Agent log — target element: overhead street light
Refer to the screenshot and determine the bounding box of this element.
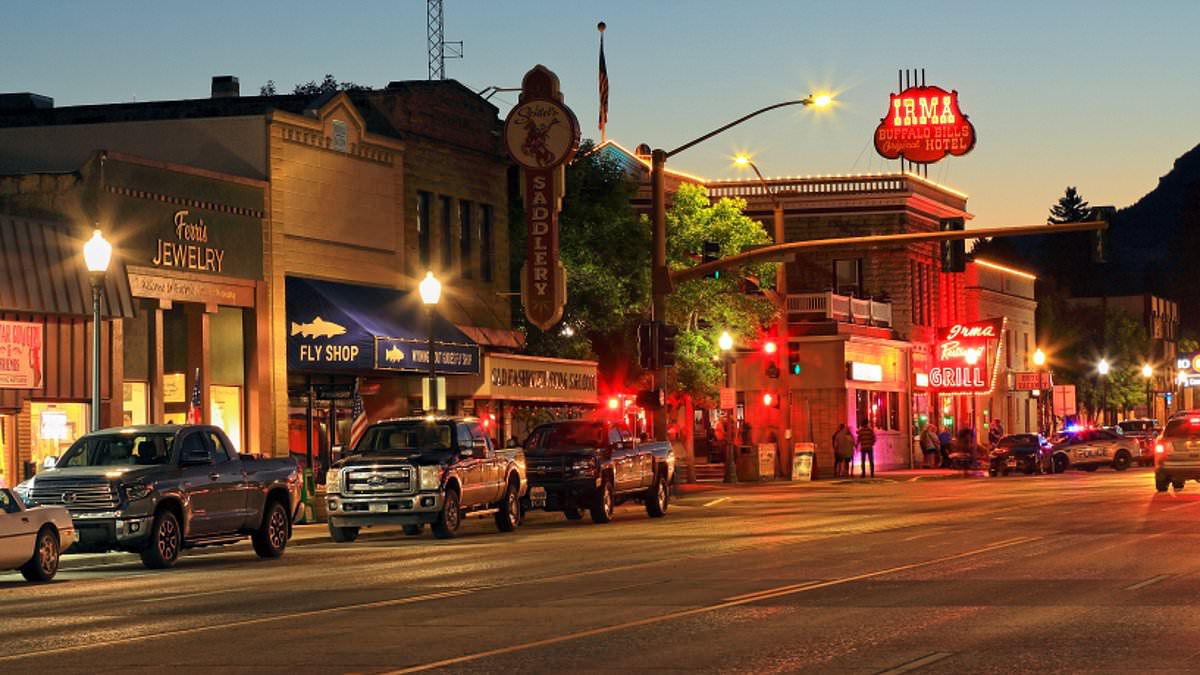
[1143,363,1154,422]
[83,228,113,432]
[648,92,833,442]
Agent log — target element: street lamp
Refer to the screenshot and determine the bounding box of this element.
[1142,363,1154,422]
[1032,348,1048,434]
[419,271,442,413]
[1178,370,1189,411]
[1097,358,1111,426]
[965,348,980,440]
[735,153,790,458]
[648,93,833,441]
[83,228,112,432]
[718,331,737,484]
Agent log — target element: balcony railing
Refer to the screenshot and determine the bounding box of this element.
[786,291,892,328]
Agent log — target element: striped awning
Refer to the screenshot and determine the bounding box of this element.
[0,215,135,318]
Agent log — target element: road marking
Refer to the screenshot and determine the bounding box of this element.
[380,537,1039,674]
[1124,574,1172,591]
[703,497,731,508]
[877,652,955,674]
[133,588,235,603]
[1161,500,1200,511]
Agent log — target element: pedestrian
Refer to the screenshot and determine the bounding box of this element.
[988,418,1005,449]
[938,427,953,468]
[857,420,877,478]
[833,423,855,477]
[920,421,940,468]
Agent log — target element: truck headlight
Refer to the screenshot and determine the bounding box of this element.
[419,465,441,490]
[569,459,597,476]
[124,483,153,501]
[325,470,341,494]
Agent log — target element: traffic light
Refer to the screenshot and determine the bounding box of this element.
[637,321,656,370]
[702,241,720,279]
[762,339,780,379]
[787,344,801,376]
[657,322,679,368]
[1089,206,1114,263]
[762,391,779,408]
[636,388,665,410]
[939,217,965,273]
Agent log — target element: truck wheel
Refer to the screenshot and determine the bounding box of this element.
[645,472,669,518]
[1156,473,1170,492]
[140,509,182,569]
[252,500,289,559]
[590,477,614,524]
[403,524,424,536]
[1112,451,1131,472]
[432,488,461,539]
[328,523,359,543]
[20,527,59,582]
[494,480,521,532]
[563,508,583,521]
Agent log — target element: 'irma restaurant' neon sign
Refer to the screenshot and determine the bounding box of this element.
[874,85,976,164]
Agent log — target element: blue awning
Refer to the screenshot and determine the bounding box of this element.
[285,276,480,375]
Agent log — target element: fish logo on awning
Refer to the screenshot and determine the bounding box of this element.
[384,345,405,363]
[290,316,347,339]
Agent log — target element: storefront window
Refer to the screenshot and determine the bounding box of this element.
[889,392,900,431]
[123,381,148,426]
[0,415,11,487]
[855,390,870,428]
[210,385,242,452]
[855,390,901,431]
[30,402,88,468]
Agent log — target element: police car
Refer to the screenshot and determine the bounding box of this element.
[1049,426,1140,473]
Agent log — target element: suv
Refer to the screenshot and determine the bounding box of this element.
[1154,416,1200,492]
[325,417,526,540]
[1048,427,1140,473]
[1117,418,1161,465]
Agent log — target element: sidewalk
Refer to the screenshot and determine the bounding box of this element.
[683,467,981,490]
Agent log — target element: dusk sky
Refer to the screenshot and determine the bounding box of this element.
[2,1,1196,229]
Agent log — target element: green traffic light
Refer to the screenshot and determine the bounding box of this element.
[790,364,801,376]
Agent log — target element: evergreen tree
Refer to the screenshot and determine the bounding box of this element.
[1048,186,1091,224]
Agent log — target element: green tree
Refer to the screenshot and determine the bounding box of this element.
[664,183,777,401]
[1048,186,1091,224]
[259,75,373,96]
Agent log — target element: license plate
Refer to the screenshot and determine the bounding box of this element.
[530,486,547,507]
[368,502,388,513]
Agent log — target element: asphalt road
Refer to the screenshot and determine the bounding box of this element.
[3,467,1199,674]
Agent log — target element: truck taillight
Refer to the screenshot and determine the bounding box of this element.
[1155,443,1165,454]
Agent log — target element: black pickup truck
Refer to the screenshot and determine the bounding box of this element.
[16,425,302,569]
[522,419,675,524]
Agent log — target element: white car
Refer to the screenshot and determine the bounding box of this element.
[1,487,76,582]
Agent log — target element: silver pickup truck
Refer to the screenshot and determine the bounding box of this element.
[325,416,527,540]
[16,425,302,569]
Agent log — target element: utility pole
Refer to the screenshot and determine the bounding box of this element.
[426,0,462,80]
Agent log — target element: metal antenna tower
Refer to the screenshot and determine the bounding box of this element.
[427,0,462,80]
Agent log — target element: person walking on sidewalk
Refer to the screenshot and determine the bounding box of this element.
[857,421,877,478]
[833,423,855,478]
[920,422,940,468]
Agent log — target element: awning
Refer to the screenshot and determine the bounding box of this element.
[0,215,136,318]
[286,276,480,375]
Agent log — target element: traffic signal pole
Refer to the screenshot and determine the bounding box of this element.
[651,149,670,443]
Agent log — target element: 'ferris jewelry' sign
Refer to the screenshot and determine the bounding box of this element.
[152,210,227,273]
[503,65,579,331]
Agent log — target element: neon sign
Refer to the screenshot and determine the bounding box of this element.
[874,85,976,164]
[931,318,1005,394]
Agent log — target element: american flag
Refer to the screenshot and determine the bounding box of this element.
[187,368,202,424]
[348,379,368,450]
[598,25,609,141]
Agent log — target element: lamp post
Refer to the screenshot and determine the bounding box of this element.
[965,348,980,442]
[1142,363,1154,422]
[1178,370,1189,412]
[419,272,442,413]
[648,94,832,441]
[735,154,790,461]
[1033,348,1047,435]
[718,331,737,483]
[83,228,113,432]
[1098,358,1111,426]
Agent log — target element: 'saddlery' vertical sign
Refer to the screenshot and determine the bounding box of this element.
[503,65,580,330]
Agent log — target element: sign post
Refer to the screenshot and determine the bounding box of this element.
[502,65,580,331]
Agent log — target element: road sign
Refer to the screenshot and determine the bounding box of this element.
[1014,371,1052,391]
[719,387,736,410]
[1052,384,1076,417]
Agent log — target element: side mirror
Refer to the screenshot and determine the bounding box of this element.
[42,456,58,469]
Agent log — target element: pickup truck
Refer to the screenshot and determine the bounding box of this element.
[324,416,527,540]
[15,424,302,569]
[522,419,675,524]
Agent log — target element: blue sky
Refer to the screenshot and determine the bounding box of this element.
[2,1,1197,228]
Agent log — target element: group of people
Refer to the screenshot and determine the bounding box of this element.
[916,418,1005,468]
[832,422,877,478]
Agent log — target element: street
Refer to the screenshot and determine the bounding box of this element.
[2,468,1197,673]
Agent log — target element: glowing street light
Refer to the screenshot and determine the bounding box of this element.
[1143,363,1155,422]
[1033,348,1046,367]
[718,330,734,352]
[419,272,442,412]
[1098,359,1111,425]
[83,229,113,431]
[1098,359,1110,376]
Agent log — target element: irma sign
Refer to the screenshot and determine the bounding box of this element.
[874,85,976,164]
[503,65,580,331]
[930,318,1004,394]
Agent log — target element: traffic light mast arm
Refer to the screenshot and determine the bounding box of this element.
[671,219,1108,284]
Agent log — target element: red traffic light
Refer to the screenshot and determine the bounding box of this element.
[763,340,778,355]
[607,397,620,410]
[762,392,778,407]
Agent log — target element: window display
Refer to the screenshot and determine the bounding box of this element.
[30,402,88,468]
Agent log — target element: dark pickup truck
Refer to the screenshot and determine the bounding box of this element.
[523,419,675,524]
[16,425,302,569]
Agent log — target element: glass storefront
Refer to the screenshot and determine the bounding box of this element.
[30,402,88,467]
[0,415,11,487]
[123,381,148,426]
[210,385,242,451]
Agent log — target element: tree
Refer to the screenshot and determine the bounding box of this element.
[258,75,373,97]
[1048,186,1091,224]
[663,183,777,401]
[259,80,277,96]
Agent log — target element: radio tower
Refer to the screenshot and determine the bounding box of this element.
[427,0,462,80]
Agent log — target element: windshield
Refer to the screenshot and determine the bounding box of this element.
[1118,421,1154,433]
[525,422,606,451]
[354,421,454,454]
[58,433,175,467]
[1163,418,1200,440]
[998,435,1039,447]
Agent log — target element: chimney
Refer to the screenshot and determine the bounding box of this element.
[211,75,240,98]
